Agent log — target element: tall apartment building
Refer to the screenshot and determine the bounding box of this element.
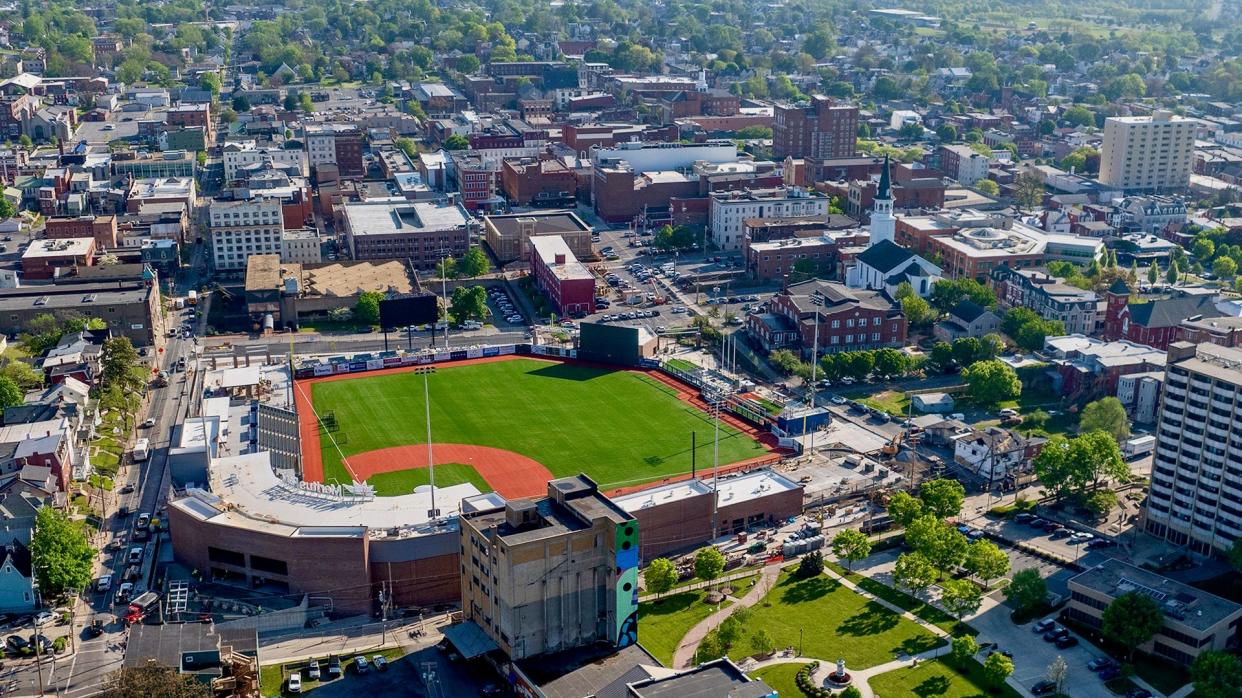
[208,198,285,271]
[458,475,638,661]
[1098,111,1196,191]
[1145,342,1242,556]
[772,96,858,160]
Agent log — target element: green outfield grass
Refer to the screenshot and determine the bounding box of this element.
[364,463,493,496]
[311,359,768,489]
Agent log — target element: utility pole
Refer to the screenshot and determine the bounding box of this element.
[414,366,438,517]
[802,292,822,455]
[710,335,725,539]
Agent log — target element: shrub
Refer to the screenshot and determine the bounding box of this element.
[52,636,66,653]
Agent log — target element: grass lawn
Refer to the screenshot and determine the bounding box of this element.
[638,588,729,666]
[260,647,405,696]
[365,463,493,496]
[749,663,805,697]
[664,358,698,373]
[826,562,975,636]
[868,658,1021,698]
[726,571,943,669]
[854,390,910,416]
[311,358,768,488]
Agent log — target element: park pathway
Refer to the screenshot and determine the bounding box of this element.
[670,563,783,668]
[747,644,949,698]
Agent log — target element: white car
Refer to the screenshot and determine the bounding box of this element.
[287,672,302,693]
[371,654,388,671]
[96,575,112,592]
[33,611,55,627]
[830,396,847,405]
[307,660,321,680]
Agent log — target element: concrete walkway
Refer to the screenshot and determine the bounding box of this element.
[670,564,783,668]
[746,644,949,698]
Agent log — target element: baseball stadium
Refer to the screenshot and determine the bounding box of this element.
[294,354,778,499]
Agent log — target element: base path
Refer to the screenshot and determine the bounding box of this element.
[345,443,553,499]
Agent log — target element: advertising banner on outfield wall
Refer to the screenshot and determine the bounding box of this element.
[531,345,547,356]
[366,359,384,371]
[466,347,483,359]
[500,345,515,355]
[383,357,402,366]
[450,350,467,361]
[349,361,366,372]
[314,364,333,376]
[482,346,499,357]
[435,352,451,362]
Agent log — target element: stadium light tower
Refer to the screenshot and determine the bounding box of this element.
[414,366,438,517]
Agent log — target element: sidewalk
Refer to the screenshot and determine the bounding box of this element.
[259,615,450,665]
[670,563,783,668]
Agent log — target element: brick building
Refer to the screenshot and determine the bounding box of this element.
[592,165,698,224]
[613,470,803,560]
[773,96,858,160]
[44,215,118,250]
[166,103,213,145]
[483,211,592,264]
[500,156,577,207]
[340,198,474,268]
[1103,281,1225,350]
[21,237,96,279]
[529,235,595,316]
[748,279,906,358]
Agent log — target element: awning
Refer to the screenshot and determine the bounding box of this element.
[440,621,499,660]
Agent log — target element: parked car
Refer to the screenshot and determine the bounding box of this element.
[28,634,51,653]
[327,656,342,678]
[1087,657,1116,671]
[372,654,388,671]
[1055,635,1079,649]
[1087,538,1116,549]
[307,660,321,680]
[1031,679,1059,695]
[1014,512,1034,524]
[354,655,369,673]
[33,611,54,627]
[128,546,144,564]
[288,672,302,693]
[1098,665,1122,681]
[114,582,134,605]
[1050,528,1073,540]
[5,635,26,652]
[1043,627,1068,642]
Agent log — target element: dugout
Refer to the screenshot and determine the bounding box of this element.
[577,322,657,367]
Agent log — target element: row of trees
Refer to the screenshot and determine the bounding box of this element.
[1001,307,1066,352]
[769,347,925,384]
[1032,430,1127,516]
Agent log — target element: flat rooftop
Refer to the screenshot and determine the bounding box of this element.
[530,235,592,282]
[302,260,415,297]
[1070,557,1242,632]
[342,197,471,235]
[22,238,94,258]
[614,479,713,512]
[485,211,590,238]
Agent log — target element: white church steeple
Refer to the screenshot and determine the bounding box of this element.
[869,154,895,245]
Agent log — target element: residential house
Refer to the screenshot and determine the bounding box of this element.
[953,426,1044,480]
[934,300,1001,342]
[0,538,34,611]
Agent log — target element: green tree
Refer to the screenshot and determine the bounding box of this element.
[1102,592,1164,661]
[964,539,1010,588]
[769,349,803,376]
[976,178,1000,196]
[1192,238,1216,260]
[887,490,925,527]
[901,294,934,327]
[940,578,983,620]
[717,614,743,648]
[1076,430,1128,492]
[1079,397,1131,441]
[873,348,908,378]
[930,279,996,313]
[906,515,968,574]
[831,530,872,571]
[456,55,481,74]
[354,291,383,325]
[436,257,457,279]
[1227,537,1242,571]
[749,628,775,657]
[0,197,15,220]
[919,479,966,519]
[1084,489,1118,518]
[694,629,726,663]
[0,375,21,408]
[695,546,726,587]
[893,551,937,596]
[1004,568,1048,614]
[17,135,31,149]
[443,134,469,150]
[1063,105,1095,127]
[645,558,678,597]
[1167,258,1181,285]
[1191,650,1242,698]
[929,342,954,371]
[101,337,140,391]
[449,286,487,322]
[1214,256,1239,278]
[1147,262,1160,285]
[1033,435,1076,502]
[231,95,250,112]
[456,247,489,277]
[962,360,1021,406]
[1,356,42,389]
[796,549,824,578]
[395,137,417,159]
[950,634,979,667]
[983,652,1014,688]
[30,507,95,598]
[101,664,211,698]
[936,124,958,142]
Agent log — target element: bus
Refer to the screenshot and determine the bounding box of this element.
[133,438,150,462]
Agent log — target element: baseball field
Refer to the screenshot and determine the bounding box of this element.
[301,357,773,496]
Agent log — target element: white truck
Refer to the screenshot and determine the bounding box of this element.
[187,289,198,306]
[133,438,150,462]
[1122,434,1156,459]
